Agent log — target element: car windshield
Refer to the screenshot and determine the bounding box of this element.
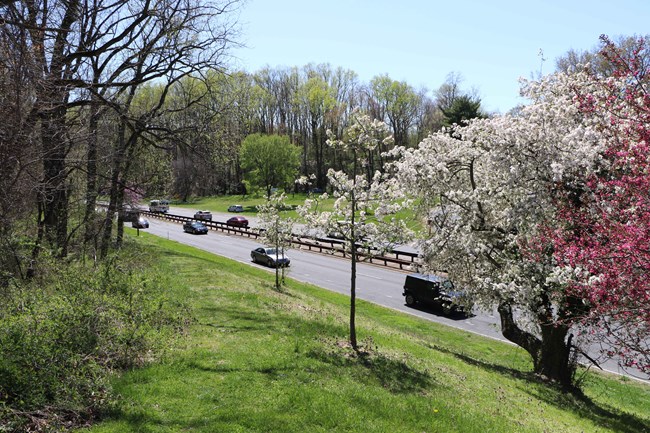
[265,248,278,255]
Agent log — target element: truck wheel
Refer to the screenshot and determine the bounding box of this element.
[405,294,416,306]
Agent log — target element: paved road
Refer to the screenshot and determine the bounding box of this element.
[141,208,649,383]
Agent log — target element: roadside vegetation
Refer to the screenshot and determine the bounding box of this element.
[0,244,190,432]
[82,232,649,433]
[3,2,650,428]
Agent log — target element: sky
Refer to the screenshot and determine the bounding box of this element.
[229,0,650,114]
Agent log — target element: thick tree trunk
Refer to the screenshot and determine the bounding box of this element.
[498,302,574,387]
[538,321,573,385]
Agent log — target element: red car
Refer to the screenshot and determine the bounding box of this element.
[226,216,249,228]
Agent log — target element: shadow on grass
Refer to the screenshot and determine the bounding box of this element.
[307,339,439,395]
[431,344,650,433]
[197,303,288,333]
[404,303,473,321]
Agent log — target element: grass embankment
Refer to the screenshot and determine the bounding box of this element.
[85,232,650,433]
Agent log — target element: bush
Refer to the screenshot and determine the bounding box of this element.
[0,246,190,432]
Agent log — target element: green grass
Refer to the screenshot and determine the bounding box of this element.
[166,194,425,231]
[83,231,650,433]
[167,193,318,219]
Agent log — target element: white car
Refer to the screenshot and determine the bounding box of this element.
[228,204,244,212]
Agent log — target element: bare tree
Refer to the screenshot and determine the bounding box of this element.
[1,0,244,263]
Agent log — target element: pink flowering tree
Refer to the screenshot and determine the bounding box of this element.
[546,36,650,376]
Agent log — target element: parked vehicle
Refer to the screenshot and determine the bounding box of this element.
[149,199,170,213]
[183,221,208,235]
[250,247,290,267]
[226,216,249,228]
[228,204,244,212]
[402,273,469,315]
[132,216,149,229]
[194,210,212,221]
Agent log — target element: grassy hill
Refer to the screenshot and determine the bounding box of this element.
[84,232,650,433]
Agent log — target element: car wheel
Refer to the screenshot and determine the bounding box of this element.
[405,294,416,306]
[252,255,257,263]
[441,303,453,316]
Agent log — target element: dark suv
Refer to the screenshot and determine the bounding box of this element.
[403,273,469,315]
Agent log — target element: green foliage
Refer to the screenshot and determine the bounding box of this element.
[0,246,189,431]
[441,94,484,127]
[240,133,301,198]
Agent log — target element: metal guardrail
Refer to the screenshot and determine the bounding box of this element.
[142,210,421,271]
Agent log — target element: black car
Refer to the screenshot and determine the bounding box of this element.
[183,221,208,234]
[132,216,149,229]
[250,247,290,267]
[402,273,469,315]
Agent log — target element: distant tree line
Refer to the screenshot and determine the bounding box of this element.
[165,66,486,199]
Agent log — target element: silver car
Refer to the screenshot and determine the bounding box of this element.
[250,247,290,267]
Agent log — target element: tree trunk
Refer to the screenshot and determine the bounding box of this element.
[349,154,358,351]
[498,302,574,387]
[350,238,357,350]
[100,124,128,258]
[40,112,69,257]
[84,93,100,246]
[538,321,573,385]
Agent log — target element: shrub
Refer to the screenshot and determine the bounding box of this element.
[0,246,190,431]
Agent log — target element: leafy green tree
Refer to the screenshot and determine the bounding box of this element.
[240,133,301,198]
[370,75,421,148]
[440,94,484,127]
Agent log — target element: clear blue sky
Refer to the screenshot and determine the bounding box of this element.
[231,0,649,114]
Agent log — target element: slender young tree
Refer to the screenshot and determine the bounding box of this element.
[256,193,295,290]
[299,112,412,351]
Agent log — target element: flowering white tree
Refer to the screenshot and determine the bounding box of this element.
[256,193,296,290]
[299,112,412,351]
[393,72,605,385]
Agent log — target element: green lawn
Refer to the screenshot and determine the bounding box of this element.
[82,231,650,433]
[166,194,425,231]
[168,193,317,217]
